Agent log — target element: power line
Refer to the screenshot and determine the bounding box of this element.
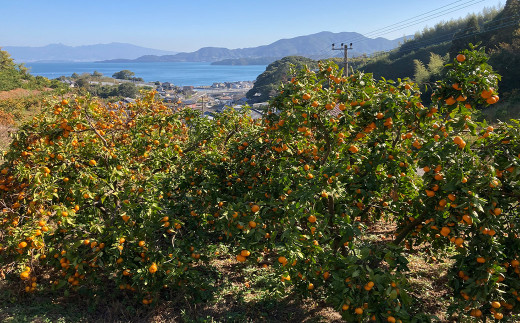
[392,15,519,55]
[299,1,503,64]
[323,12,518,62]
[342,0,486,45]
[314,14,518,67]
[361,0,478,37]
[309,1,515,70]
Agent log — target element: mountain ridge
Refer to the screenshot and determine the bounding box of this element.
[3,32,410,64]
[2,43,178,63]
[100,31,410,63]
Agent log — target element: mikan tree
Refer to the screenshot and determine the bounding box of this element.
[0,91,257,303]
[1,46,519,322]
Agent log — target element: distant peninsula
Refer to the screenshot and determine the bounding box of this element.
[211,57,280,66]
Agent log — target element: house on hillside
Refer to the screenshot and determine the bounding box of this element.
[218,96,233,106]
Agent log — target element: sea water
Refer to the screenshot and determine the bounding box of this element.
[23,61,267,87]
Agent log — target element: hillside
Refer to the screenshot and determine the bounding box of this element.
[350,0,520,120]
[246,56,317,103]
[359,1,519,91]
[101,31,408,63]
[0,48,65,92]
[3,43,177,63]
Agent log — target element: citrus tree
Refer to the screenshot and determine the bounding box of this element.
[0,91,257,304]
[1,46,519,322]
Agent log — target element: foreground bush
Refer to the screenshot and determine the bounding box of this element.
[1,47,519,321]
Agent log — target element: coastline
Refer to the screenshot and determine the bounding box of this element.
[23,61,266,87]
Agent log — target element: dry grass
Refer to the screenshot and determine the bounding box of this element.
[0,122,15,164]
[0,88,51,162]
[0,88,51,101]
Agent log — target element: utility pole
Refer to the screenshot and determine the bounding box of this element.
[332,43,353,77]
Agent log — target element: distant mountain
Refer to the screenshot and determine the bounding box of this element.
[101,32,410,64]
[1,43,178,62]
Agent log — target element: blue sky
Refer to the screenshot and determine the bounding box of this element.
[0,0,502,52]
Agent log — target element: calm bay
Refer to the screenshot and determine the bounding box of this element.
[24,62,267,86]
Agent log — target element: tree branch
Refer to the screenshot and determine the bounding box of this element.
[392,213,428,246]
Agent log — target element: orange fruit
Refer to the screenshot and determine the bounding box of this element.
[456,54,466,62]
[355,308,363,315]
[308,215,317,223]
[481,89,493,99]
[487,95,499,104]
[149,262,158,274]
[445,97,456,105]
[476,257,486,263]
[240,250,250,257]
[89,160,97,166]
[278,256,288,264]
[349,145,359,153]
[453,136,463,145]
[236,254,246,262]
[251,205,260,213]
